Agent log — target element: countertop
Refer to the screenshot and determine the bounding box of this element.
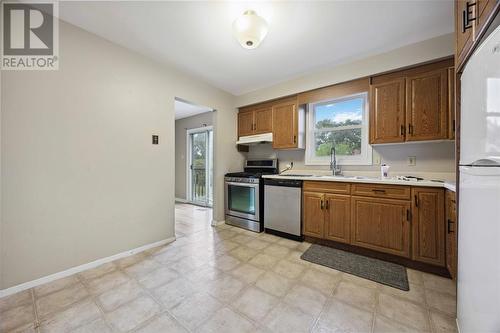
[263,174,456,192]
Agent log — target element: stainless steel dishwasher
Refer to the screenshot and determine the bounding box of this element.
[264,178,303,241]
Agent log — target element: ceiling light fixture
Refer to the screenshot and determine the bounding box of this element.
[232,10,268,49]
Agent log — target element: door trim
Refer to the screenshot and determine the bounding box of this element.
[186,126,213,206]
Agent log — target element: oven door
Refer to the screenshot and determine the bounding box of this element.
[225,181,260,221]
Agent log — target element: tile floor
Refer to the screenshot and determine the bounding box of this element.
[0,203,458,333]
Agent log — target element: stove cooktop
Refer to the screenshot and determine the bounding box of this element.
[225,171,276,178]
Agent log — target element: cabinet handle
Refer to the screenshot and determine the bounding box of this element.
[372,189,386,193]
[400,124,405,136]
[462,1,476,33]
[406,209,411,222]
[325,200,329,210]
[447,219,455,233]
[320,200,324,210]
[408,124,413,135]
[414,195,419,207]
[293,135,297,144]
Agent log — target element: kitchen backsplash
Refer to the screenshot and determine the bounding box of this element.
[245,141,455,174]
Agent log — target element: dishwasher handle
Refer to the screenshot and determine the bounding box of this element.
[264,179,303,187]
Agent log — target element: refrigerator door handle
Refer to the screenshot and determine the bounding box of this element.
[470,159,500,167]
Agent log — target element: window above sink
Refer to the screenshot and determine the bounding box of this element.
[305,92,372,166]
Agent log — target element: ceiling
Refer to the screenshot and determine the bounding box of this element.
[174,99,212,120]
[58,1,454,96]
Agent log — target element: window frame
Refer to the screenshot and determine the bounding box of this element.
[305,92,372,166]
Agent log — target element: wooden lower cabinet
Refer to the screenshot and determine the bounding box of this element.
[446,190,458,278]
[303,181,447,268]
[412,188,446,266]
[303,192,325,238]
[351,196,411,258]
[324,194,351,244]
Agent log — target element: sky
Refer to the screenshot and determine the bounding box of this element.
[315,97,363,123]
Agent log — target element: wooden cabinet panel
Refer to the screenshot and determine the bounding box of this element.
[351,196,411,258]
[272,101,297,149]
[455,0,475,69]
[303,192,325,238]
[254,107,273,134]
[476,0,497,37]
[448,67,456,139]
[369,78,406,144]
[325,194,351,244]
[406,69,448,141]
[303,181,351,195]
[412,188,446,266]
[446,190,457,278]
[351,183,411,200]
[238,111,254,137]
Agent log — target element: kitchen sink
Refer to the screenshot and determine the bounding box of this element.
[316,175,378,180]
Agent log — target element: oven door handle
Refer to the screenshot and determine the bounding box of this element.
[225,181,259,188]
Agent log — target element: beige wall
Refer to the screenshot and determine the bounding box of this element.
[0,19,242,289]
[175,112,214,200]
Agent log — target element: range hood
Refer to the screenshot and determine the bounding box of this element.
[236,133,273,145]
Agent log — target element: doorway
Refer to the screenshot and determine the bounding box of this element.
[187,126,213,207]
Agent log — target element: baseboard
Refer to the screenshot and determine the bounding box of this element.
[211,219,225,227]
[175,197,189,203]
[0,236,176,299]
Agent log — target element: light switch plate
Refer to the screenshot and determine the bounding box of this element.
[408,156,416,166]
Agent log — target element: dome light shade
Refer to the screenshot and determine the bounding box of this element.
[233,10,268,49]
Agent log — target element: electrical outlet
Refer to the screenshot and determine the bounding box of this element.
[408,156,416,166]
[373,154,381,165]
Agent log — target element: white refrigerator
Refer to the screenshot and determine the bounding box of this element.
[458,25,500,332]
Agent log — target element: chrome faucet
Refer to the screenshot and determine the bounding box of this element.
[330,147,342,176]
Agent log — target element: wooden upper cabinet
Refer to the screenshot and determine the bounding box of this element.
[351,196,411,258]
[455,0,475,69]
[303,192,325,238]
[369,78,406,144]
[448,67,456,139]
[237,107,273,138]
[254,107,273,134]
[412,188,446,267]
[445,190,457,278]
[324,194,351,244]
[476,0,498,38]
[406,68,448,141]
[238,111,255,137]
[272,100,297,149]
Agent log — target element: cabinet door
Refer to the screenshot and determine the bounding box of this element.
[272,101,297,149]
[412,188,445,266]
[476,0,497,38]
[369,78,406,144]
[303,192,325,238]
[324,194,351,244]
[254,107,273,134]
[448,67,456,139]
[455,0,475,69]
[446,191,457,278]
[406,68,448,141]
[238,111,255,137]
[351,196,411,258]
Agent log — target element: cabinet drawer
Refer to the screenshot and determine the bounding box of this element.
[351,183,410,200]
[303,181,351,194]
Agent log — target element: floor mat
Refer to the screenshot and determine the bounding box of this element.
[301,244,409,291]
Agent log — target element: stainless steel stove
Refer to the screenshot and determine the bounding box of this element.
[224,159,278,232]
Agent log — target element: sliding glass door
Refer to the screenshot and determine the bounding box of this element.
[188,127,213,207]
